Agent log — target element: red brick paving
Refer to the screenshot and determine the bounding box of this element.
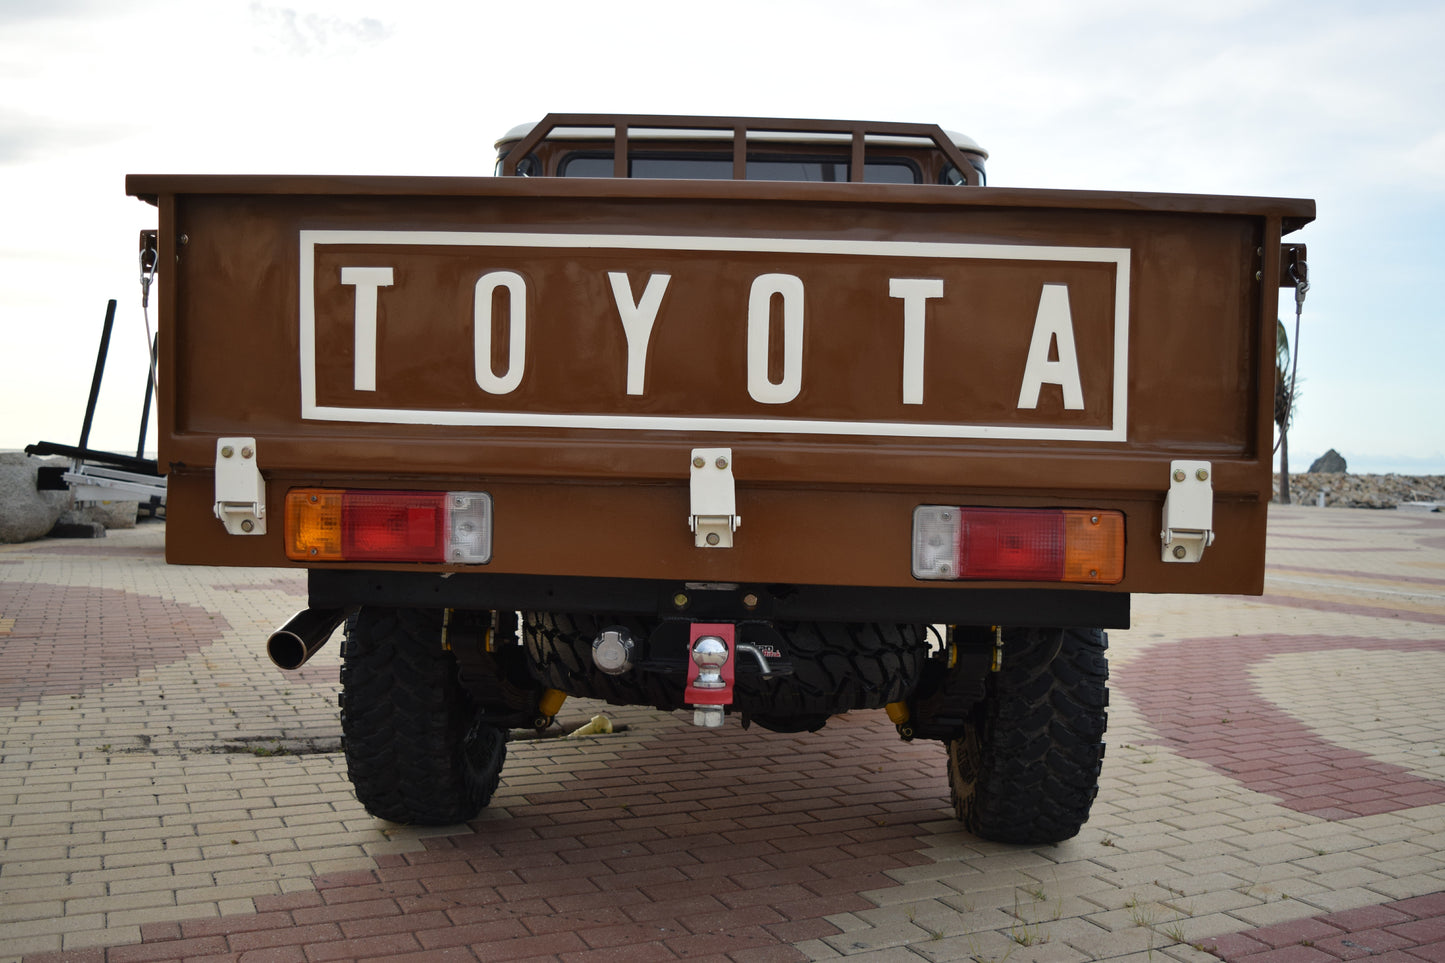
[1202,892,1445,963]
[0,581,230,706]
[1252,595,1445,627]
[11,509,1445,962]
[1117,634,1445,818]
[1268,565,1445,588]
[20,714,937,962]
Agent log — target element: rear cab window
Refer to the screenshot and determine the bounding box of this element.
[559,152,920,183]
[494,115,987,186]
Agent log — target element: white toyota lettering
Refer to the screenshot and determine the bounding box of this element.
[608,271,670,397]
[889,278,945,405]
[338,267,1087,411]
[339,266,393,392]
[1017,282,1084,410]
[474,271,527,395]
[747,273,805,405]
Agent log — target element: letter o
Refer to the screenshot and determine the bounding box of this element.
[474,271,526,395]
[747,273,804,404]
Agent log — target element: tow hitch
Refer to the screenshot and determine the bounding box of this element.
[685,623,735,727]
[682,623,782,727]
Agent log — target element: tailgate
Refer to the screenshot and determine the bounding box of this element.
[129,174,1313,595]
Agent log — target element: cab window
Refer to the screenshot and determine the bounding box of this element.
[559,151,920,183]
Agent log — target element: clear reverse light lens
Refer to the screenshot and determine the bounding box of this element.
[446,492,492,563]
[912,506,962,579]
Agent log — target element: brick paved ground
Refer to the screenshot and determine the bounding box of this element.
[1,504,1442,962]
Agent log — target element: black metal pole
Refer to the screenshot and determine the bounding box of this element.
[78,299,118,457]
[136,334,156,458]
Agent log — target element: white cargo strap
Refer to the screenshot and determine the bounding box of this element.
[689,448,739,548]
[214,437,266,535]
[1161,460,1213,563]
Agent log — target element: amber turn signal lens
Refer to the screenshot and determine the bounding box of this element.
[286,489,343,561]
[1062,511,1124,584]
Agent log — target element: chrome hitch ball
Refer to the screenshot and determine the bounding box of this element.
[690,635,728,688]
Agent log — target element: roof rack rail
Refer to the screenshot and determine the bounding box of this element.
[499,113,982,182]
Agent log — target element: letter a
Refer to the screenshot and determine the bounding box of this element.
[1017,283,1084,410]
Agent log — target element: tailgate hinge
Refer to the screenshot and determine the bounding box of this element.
[689,448,739,548]
[214,437,266,535]
[1161,460,1213,563]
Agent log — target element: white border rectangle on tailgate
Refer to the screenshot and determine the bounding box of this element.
[299,231,1130,442]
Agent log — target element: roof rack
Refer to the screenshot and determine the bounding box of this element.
[499,113,984,181]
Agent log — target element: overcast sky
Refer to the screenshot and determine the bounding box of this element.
[2,0,1442,473]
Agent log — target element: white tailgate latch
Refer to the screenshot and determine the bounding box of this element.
[1161,460,1213,563]
[214,437,266,535]
[690,448,739,548]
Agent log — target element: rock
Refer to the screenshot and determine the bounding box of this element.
[64,500,139,530]
[1275,472,1445,509]
[0,452,72,543]
[1309,449,1347,473]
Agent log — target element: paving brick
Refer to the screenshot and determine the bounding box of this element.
[9,509,1445,963]
[226,922,343,952]
[677,930,802,961]
[578,919,686,949]
[1394,894,1445,918]
[289,897,403,926]
[1312,926,1416,959]
[558,942,679,963]
[1387,916,1445,944]
[354,947,478,963]
[1247,918,1351,949]
[105,937,231,962]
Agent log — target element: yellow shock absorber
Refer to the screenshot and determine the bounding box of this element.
[536,688,567,728]
[886,701,914,741]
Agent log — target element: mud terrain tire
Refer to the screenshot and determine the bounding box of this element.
[737,620,928,716]
[340,607,506,824]
[523,612,677,708]
[947,626,1108,844]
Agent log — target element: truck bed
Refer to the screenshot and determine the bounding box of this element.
[129,173,1312,599]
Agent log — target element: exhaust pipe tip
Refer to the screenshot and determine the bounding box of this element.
[267,608,347,670]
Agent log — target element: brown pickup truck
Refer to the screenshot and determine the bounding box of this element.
[129,114,1313,844]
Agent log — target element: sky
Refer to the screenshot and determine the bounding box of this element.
[2,0,1442,474]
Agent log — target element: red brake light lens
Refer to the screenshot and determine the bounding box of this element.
[913,506,1123,583]
[958,510,1064,581]
[341,492,446,562]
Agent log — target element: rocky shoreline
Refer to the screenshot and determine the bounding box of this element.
[1275,472,1445,510]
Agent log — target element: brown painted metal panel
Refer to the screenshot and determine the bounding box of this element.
[130,175,1313,595]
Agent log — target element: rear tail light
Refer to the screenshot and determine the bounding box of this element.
[912,506,1123,583]
[285,489,492,563]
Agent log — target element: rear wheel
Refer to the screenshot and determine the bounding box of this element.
[947,626,1108,844]
[339,607,507,824]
